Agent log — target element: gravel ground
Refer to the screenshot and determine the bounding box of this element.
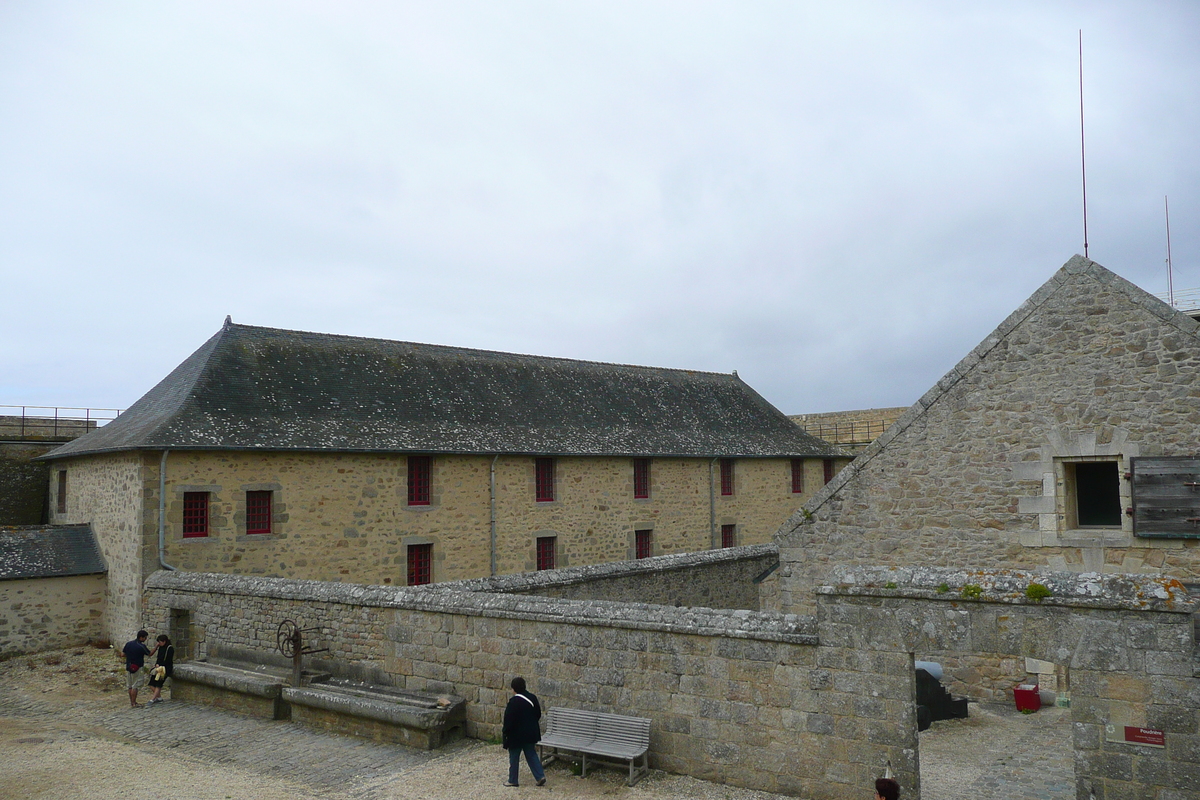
[0,646,1074,800]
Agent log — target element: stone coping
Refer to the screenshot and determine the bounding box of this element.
[283,685,464,729]
[146,569,817,644]
[173,661,284,698]
[819,565,1197,612]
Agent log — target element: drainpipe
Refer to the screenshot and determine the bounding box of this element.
[709,457,718,550]
[158,450,176,570]
[489,455,499,576]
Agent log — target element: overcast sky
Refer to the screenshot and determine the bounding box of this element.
[2,2,1197,419]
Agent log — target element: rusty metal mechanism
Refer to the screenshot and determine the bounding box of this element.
[276,619,328,687]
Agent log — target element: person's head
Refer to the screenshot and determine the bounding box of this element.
[511,677,527,694]
[136,630,149,642]
[875,778,900,800]
[156,634,170,645]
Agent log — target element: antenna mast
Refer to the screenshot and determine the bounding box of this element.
[1166,195,1174,307]
[1079,30,1089,259]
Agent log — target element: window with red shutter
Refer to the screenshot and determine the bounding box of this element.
[407,543,432,586]
[635,529,652,559]
[246,491,272,534]
[721,524,736,548]
[183,492,209,537]
[791,459,804,494]
[633,458,650,499]
[535,458,555,502]
[408,456,431,506]
[720,459,735,496]
[536,536,556,570]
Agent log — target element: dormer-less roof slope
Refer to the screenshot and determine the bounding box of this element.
[46,322,844,459]
[0,524,106,580]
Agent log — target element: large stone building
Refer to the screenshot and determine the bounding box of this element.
[42,320,847,643]
[777,255,1200,612]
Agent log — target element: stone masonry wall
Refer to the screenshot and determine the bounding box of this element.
[93,450,811,587]
[440,544,778,610]
[0,574,107,656]
[143,571,915,800]
[0,442,55,525]
[48,453,145,645]
[777,260,1200,615]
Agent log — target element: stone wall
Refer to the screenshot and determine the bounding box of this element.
[778,259,1200,614]
[0,574,106,656]
[439,544,778,610]
[48,452,146,644]
[0,442,55,525]
[143,571,915,800]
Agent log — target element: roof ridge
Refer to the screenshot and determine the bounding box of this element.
[226,321,740,379]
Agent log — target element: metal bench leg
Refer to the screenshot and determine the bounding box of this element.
[580,753,587,778]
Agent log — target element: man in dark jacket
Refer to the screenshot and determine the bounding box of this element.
[502,676,545,787]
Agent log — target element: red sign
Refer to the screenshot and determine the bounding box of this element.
[1124,727,1165,747]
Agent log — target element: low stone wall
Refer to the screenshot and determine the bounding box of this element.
[0,574,106,656]
[437,544,778,610]
[144,571,912,800]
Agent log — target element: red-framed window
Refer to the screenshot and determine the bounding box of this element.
[183,492,209,538]
[720,459,735,496]
[56,470,67,514]
[246,491,272,534]
[823,459,835,485]
[408,456,432,506]
[791,459,805,494]
[721,524,736,548]
[536,536,556,571]
[407,543,432,586]
[635,529,652,559]
[535,458,555,502]
[633,458,650,499]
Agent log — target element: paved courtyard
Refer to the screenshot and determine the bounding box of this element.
[0,646,1073,799]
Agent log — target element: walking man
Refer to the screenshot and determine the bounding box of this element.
[502,676,546,787]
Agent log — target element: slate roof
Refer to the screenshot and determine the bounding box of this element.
[45,321,844,460]
[0,524,107,581]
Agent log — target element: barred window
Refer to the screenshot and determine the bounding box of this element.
[823,459,835,485]
[536,536,556,570]
[246,491,272,534]
[791,459,805,494]
[635,529,652,559]
[183,492,209,537]
[721,524,736,548]
[535,458,555,502]
[720,459,735,496]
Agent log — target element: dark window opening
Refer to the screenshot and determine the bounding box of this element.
[183,492,209,537]
[633,458,650,499]
[635,529,652,559]
[408,455,432,505]
[720,459,735,496]
[407,543,432,585]
[246,491,272,534]
[1075,461,1121,526]
[56,470,67,514]
[721,524,736,548]
[535,458,555,502]
[823,459,835,485]
[536,536,556,570]
[790,459,804,494]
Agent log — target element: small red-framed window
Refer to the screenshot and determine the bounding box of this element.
[246,491,272,534]
[791,459,805,494]
[721,524,736,548]
[56,470,67,514]
[535,458,555,502]
[720,459,735,496]
[536,536,556,571]
[183,492,209,538]
[407,543,432,586]
[408,456,432,506]
[633,458,650,499]
[635,529,652,559]
[823,459,835,485]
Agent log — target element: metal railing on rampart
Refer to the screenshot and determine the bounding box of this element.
[0,405,122,442]
[798,418,893,446]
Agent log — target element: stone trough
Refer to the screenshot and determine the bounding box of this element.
[171,659,466,749]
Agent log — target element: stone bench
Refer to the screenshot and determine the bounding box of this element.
[538,707,651,786]
[172,661,288,719]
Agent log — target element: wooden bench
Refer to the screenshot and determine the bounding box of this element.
[538,707,651,786]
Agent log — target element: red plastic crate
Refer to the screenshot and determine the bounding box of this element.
[1013,684,1041,712]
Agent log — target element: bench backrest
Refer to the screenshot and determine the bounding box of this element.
[545,707,651,748]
